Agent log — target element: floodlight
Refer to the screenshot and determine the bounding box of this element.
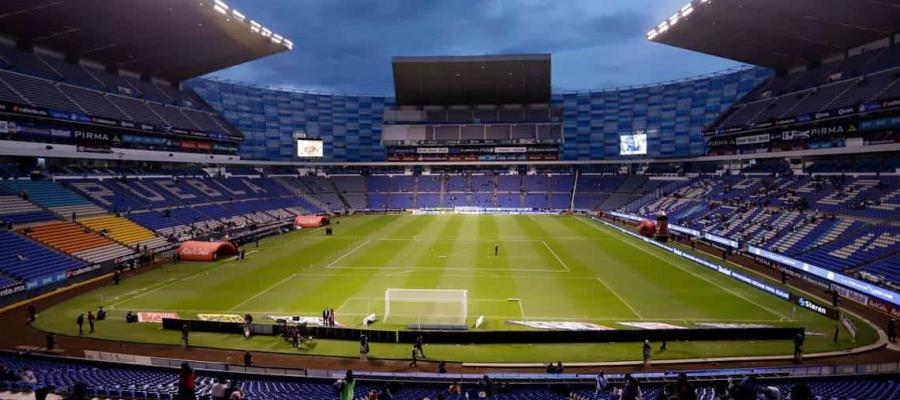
[231,9,246,22]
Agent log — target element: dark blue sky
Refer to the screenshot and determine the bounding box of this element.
[209,0,741,94]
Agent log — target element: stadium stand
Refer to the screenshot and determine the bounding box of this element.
[0,194,56,227]
[0,230,83,282]
[0,352,897,400]
[21,221,135,264]
[77,215,167,251]
[711,44,900,132]
[0,181,106,219]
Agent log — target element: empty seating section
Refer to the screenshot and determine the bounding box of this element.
[0,180,106,218]
[0,352,898,400]
[0,230,83,282]
[713,44,900,131]
[77,215,163,250]
[0,70,79,112]
[0,45,236,135]
[618,173,899,286]
[0,195,56,226]
[22,221,135,264]
[0,45,60,80]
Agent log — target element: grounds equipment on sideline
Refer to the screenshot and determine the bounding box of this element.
[384,288,468,326]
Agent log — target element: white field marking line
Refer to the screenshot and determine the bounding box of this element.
[227,272,300,311]
[334,297,355,314]
[324,239,372,269]
[116,308,786,323]
[595,277,645,320]
[324,265,567,273]
[579,217,791,321]
[343,296,516,303]
[109,266,215,307]
[542,241,570,272]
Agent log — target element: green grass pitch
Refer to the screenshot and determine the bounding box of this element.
[33,215,877,363]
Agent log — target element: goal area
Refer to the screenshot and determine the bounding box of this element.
[384,288,468,326]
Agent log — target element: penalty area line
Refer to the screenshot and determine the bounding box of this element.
[595,277,645,320]
[325,239,371,269]
[542,241,570,272]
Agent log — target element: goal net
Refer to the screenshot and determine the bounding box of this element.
[384,288,467,326]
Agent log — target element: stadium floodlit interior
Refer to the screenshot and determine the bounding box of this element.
[0,0,897,399]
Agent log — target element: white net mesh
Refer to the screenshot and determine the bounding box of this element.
[384,288,468,326]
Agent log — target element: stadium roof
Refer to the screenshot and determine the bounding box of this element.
[647,0,900,71]
[392,54,552,106]
[0,0,291,82]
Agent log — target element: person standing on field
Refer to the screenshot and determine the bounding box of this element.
[494,242,499,256]
[181,323,190,348]
[642,339,652,366]
[888,319,897,343]
[408,345,418,367]
[76,313,84,335]
[87,311,95,333]
[414,335,425,358]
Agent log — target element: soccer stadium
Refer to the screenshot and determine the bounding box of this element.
[0,0,897,399]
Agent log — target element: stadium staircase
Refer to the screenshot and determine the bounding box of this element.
[597,175,648,210]
[271,177,327,214]
[77,215,168,251]
[21,221,135,264]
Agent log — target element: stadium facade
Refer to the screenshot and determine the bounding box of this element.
[187,67,771,162]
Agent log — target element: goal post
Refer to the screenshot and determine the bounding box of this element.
[384,288,468,326]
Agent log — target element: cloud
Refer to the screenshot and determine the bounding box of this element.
[208,0,741,94]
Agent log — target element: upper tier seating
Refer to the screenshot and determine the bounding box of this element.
[0,180,106,218]
[0,230,83,282]
[0,44,236,135]
[711,44,900,132]
[22,221,135,264]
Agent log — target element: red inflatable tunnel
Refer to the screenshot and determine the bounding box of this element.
[638,219,657,238]
[294,215,329,228]
[177,240,238,261]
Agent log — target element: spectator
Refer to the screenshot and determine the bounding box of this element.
[595,371,608,396]
[674,373,696,400]
[21,366,36,384]
[620,374,641,400]
[211,378,227,400]
[177,363,195,400]
[340,370,355,400]
[228,381,243,400]
[790,382,813,400]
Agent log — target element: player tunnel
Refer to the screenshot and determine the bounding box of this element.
[293,215,330,228]
[177,240,238,261]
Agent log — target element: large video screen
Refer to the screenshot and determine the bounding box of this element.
[619,134,647,155]
[297,139,324,157]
